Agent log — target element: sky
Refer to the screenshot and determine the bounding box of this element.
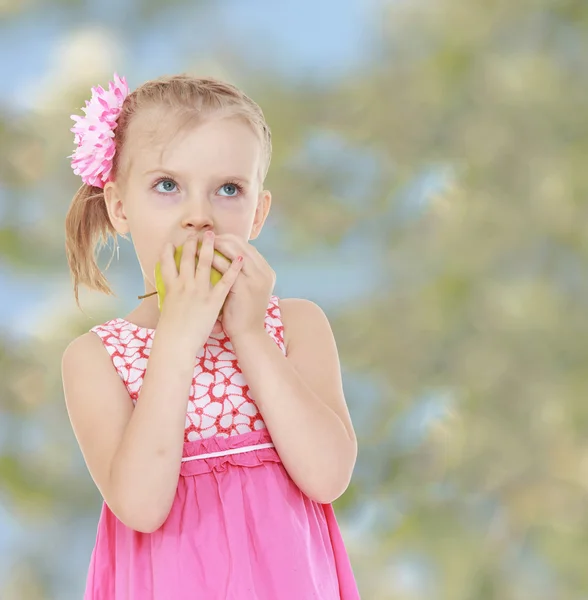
[0,0,381,109]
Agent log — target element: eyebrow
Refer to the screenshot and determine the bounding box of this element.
[143,168,251,185]
[143,167,180,177]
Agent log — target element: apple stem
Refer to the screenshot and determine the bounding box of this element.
[137,291,158,300]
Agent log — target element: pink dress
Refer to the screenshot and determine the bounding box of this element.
[86,295,360,599]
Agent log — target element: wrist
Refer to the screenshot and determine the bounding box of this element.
[228,326,268,349]
[155,315,208,354]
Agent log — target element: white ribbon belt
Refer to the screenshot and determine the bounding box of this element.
[181,442,275,463]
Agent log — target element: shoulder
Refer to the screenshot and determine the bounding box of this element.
[278,297,327,319]
[61,332,113,397]
[277,298,333,352]
[62,331,103,365]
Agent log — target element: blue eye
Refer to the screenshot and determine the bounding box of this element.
[155,179,178,193]
[218,183,242,197]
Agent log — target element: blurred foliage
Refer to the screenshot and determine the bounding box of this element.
[2,0,588,598]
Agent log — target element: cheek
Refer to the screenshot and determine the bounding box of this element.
[126,221,173,273]
[215,195,245,208]
[211,202,245,227]
[217,194,258,218]
[214,203,253,228]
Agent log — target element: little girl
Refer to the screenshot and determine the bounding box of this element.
[61,73,359,599]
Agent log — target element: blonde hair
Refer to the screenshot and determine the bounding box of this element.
[65,74,273,307]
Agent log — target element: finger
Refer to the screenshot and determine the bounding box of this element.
[213,255,244,299]
[195,231,215,286]
[158,242,178,287]
[210,234,242,262]
[179,235,198,279]
[212,235,256,274]
[210,250,232,274]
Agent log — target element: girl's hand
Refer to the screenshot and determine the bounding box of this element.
[201,233,276,340]
[157,232,244,351]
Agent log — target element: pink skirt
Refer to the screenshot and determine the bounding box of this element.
[84,429,360,599]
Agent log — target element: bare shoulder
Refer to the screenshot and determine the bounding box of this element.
[62,332,101,393]
[61,331,123,399]
[277,297,334,353]
[62,331,105,372]
[278,297,325,316]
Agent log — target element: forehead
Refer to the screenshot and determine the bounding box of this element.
[121,108,262,177]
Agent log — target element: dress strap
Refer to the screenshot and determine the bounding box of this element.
[265,295,286,356]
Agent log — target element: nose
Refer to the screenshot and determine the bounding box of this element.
[180,196,214,234]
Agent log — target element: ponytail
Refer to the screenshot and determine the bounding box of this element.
[64,184,118,308]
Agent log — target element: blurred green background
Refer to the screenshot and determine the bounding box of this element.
[2,0,588,598]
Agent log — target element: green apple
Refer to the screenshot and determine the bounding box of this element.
[154,243,226,311]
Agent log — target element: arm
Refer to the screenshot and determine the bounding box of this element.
[62,323,199,533]
[230,298,357,504]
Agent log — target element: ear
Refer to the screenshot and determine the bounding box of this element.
[103,181,130,235]
[249,189,272,241]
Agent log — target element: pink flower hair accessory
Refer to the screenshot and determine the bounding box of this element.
[69,73,129,188]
